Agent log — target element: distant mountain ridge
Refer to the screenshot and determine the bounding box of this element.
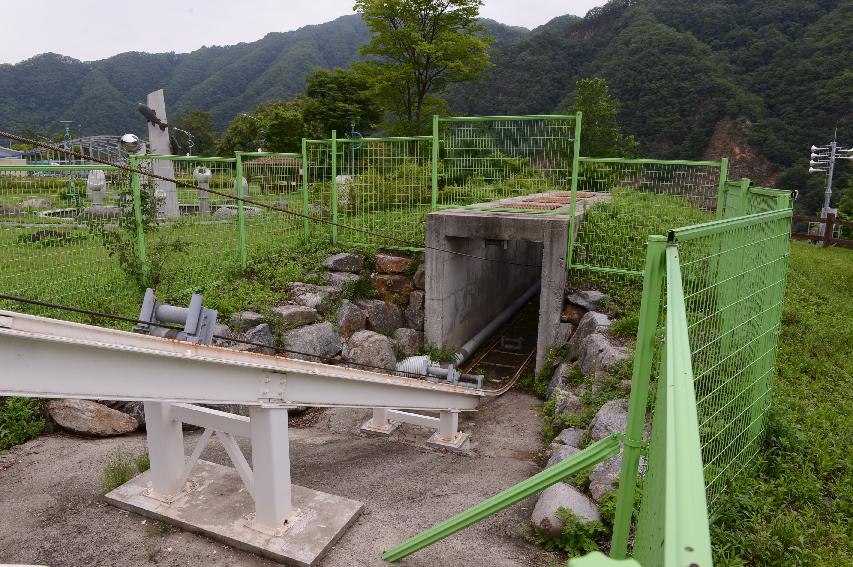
[1,1,850,209]
[0,15,527,137]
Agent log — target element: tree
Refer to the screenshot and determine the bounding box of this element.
[217,101,306,155]
[172,110,217,156]
[216,113,260,155]
[565,77,638,158]
[353,0,493,134]
[301,68,382,138]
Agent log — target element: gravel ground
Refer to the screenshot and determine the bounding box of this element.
[0,390,555,567]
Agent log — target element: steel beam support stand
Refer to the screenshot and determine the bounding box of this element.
[250,405,294,531]
[610,236,667,558]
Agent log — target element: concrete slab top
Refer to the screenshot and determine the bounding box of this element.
[105,460,363,567]
[433,190,608,221]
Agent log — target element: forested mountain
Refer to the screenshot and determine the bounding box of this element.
[1,1,850,211]
[0,15,373,135]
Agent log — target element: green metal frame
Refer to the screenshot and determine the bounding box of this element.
[235,152,247,270]
[611,236,667,558]
[382,434,622,562]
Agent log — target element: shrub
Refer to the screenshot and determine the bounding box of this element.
[0,397,45,452]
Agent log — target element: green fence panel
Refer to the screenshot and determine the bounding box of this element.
[237,151,305,266]
[668,209,792,508]
[0,164,141,322]
[136,155,240,303]
[436,114,579,207]
[569,158,723,278]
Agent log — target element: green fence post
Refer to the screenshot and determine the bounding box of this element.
[431,114,439,211]
[611,235,667,559]
[331,130,338,244]
[235,152,247,270]
[129,154,149,287]
[566,111,583,271]
[301,138,310,239]
[715,157,729,219]
[737,177,751,216]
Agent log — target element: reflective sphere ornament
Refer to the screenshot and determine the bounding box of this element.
[120,133,141,153]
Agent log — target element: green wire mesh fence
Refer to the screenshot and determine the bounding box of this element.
[138,155,240,302]
[238,152,305,264]
[626,208,792,563]
[569,158,726,278]
[0,164,140,320]
[335,136,433,248]
[436,115,578,207]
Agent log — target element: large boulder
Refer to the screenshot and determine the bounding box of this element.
[568,312,611,361]
[244,323,275,355]
[357,299,404,334]
[554,389,583,415]
[20,198,52,209]
[589,399,629,442]
[229,311,264,332]
[337,300,366,339]
[567,290,607,311]
[100,401,146,428]
[322,252,363,273]
[531,483,601,538]
[47,399,138,436]
[553,427,586,448]
[404,290,425,331]
[589,453,622,502]
[547,363,570,399]
[286,282,338,314]
[272,304,317,328]
[393,328,423,358]
[325,271,360,292]
[371,274,414,304]
[212,323,239,348]
[281,322,342,361]
[343,330,396,371]
[375,252,413,274]
[546,444,582,468]
[0,205,22,217]
[577,333,630,375]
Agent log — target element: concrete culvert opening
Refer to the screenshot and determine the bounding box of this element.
[425,200,576,378]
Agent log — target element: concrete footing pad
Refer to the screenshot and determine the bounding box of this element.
[360,419,400,436]
[105,460,363,566]
[427,431,471,452]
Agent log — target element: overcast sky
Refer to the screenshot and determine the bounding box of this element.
[0,0,604,65]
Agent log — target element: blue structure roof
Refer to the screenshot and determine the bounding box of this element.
[0,147,24,158]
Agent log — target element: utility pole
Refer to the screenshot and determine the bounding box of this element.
[809,130,852,234]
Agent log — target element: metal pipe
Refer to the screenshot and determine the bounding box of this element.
[453,281,540,367]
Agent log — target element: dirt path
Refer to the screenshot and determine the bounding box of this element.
[0,391,555,566]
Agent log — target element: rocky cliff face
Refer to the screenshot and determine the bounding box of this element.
[703,116,780,186]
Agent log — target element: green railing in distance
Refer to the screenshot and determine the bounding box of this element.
[569,157,726,279]
[335,136,433,248]
[435,114,579,207]
[236,151,304,269]
[0,163,140,322]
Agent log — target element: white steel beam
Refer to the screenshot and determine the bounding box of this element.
[0,311,482,411]
[171,403,251,438]
[144,402,186,497]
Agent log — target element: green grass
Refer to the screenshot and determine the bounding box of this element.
[0,397,45,452]
[708,242,853,566]
[102,448,151,492]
